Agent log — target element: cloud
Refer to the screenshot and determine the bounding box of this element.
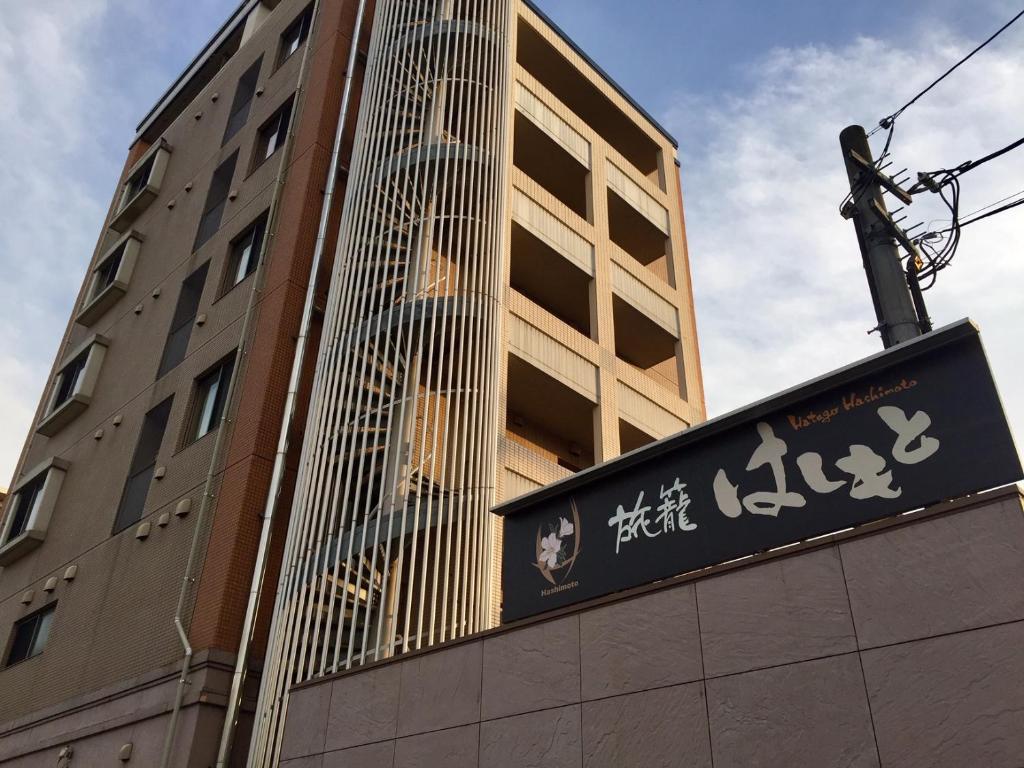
[0,1,117,486]
[666,25,1024,449]
[0,0,237,486]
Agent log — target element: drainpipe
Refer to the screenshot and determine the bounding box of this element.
[158,3,326,766]
[214,0,369,765]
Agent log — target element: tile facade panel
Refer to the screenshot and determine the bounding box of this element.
[841,500,1024,648]
[397,641,482,737]
[281,758,324,768]
[481,615,581,720]
[282,495,1024,768]
[322,740,396,768]
[706,653,880,768]
[325,662,401,751]
[581,683,711,768]
[579,584,702,699]
[862,620,1024,768]
[697,547,858,677]
[394,724,480,768]
[480,705,582,768]
[279,679,330,761]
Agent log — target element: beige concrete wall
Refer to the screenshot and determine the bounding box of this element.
[279,486,1024,768]
[499,1,705,515]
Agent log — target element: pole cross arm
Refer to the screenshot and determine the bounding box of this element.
[848,149,914,206]
[868,199,925,264]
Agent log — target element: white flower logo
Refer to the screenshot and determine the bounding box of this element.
[534,499,582,586]
[539,532,563,569]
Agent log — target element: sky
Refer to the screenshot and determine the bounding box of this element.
[1,0,1022,485]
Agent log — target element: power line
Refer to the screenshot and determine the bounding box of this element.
[869,7,1024,135]
[937,194,1024,233]
[913,185,1024,286]
[909,134,1024,198]
[959,187,1024,220]
[935,134,1024,182]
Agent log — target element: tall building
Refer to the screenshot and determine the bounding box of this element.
[0,0,703,765]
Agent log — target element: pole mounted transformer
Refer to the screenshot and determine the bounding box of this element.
[839,125,930,348]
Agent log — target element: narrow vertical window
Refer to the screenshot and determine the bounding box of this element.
[113,397,173,533]
[278,5,313,66]
[6,604,56,667]
[37,336,110,436]
[192,355,236,442]
[223,57,263,144]
[157,263,209,379]
[78,232,141,326]
[3,475,44,544]
[194,152,239,251]
[0,458,68,565]
[252,97,294,169]
[119,154,156,211]
[50,351,88,412]
[224,213,268,292]
[89,243,125,301]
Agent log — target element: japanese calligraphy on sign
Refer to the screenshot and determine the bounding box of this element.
[497,321,1022,623]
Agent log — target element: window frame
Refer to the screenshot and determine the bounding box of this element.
[77,231,143,327]
[189,354,237,444]
[37,335,110,437]
[277,5,314,68]
[221,212,268,294]
[0,458,69,566]
[109,140,172,233]
[251,96,294,172]
[5,603,57,668]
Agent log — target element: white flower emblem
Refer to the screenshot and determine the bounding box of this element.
[539,532,562,569]
[559,516,574,537]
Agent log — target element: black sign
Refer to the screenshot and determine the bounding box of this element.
[495,320,1022,623]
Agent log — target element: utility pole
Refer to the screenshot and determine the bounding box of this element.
[839,125,924,348]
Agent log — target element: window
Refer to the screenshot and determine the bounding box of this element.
[252,97,294,169]
[278,5,313,66]
[157,263,209,379]
[224,213,268,291]
[51,351,88,413]
[223,57,263,144]
[6,604,56,667]
[113,397,173,533]
[110,141,171,233]
[92,246,124,297]
[78,232,141,326]
[37,336,110,437]
[0,458,68,566]
[194,152,239,252]
[3,476,43,545]
[191,355,236,442]
[121,155,156,209]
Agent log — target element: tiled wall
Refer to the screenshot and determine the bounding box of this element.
[279,487,1024,768]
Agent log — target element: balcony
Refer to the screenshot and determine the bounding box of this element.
[510,222,592,338]
[516,16,662,183]
[613,296,681,395]
[514,111,589,221]
[506,353,596,472]
[619,419,657,455]
[607,163,672,285]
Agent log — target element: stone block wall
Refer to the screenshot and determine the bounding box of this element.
[279,486,1024,768]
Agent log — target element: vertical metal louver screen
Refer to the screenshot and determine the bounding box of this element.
[248,0,513,763]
